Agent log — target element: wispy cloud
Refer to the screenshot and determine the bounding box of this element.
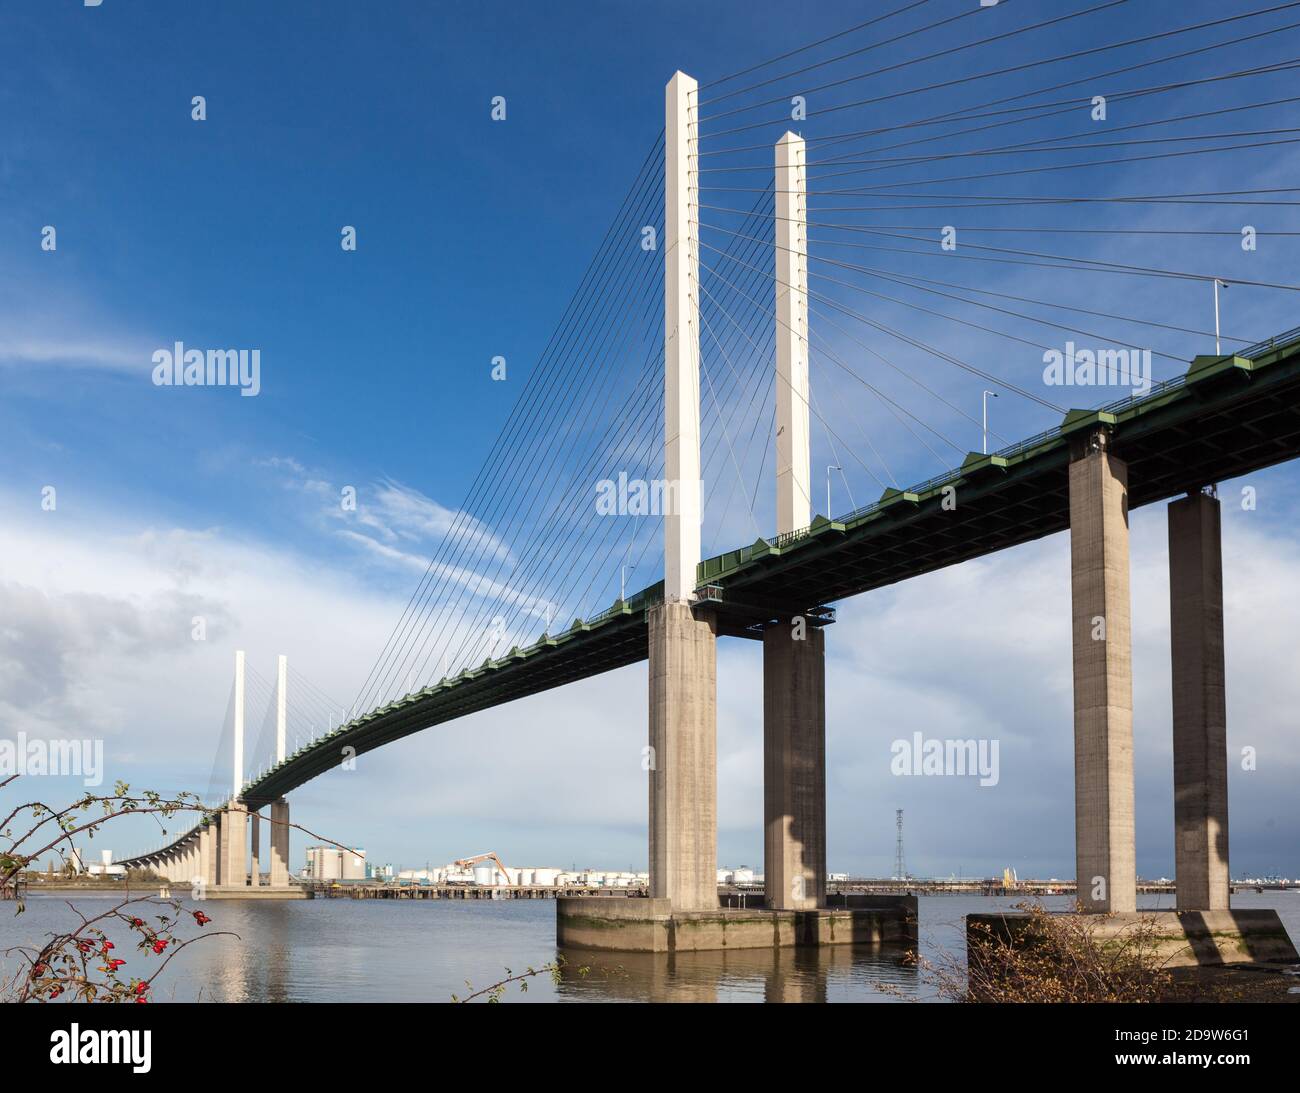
[261,457,515,571]
[338,529,553,622]
[0,335,149,372]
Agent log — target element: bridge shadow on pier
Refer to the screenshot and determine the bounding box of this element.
[553,941,918,1002]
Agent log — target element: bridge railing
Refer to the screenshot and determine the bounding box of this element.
[1238,324,1300,360]
[770,333,1300,543]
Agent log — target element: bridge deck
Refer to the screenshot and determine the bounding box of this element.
[703,330,1300,629]
[123,328,1300,851]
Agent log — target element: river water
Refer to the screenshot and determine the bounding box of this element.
[3,890,1296,1002]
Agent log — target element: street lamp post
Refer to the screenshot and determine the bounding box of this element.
[1214,278,1230,355]
[826,464,841,518]
[982,390,998,455]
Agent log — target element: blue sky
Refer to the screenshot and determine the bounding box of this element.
[2,1,1298,879]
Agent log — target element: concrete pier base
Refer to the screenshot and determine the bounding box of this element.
[967,909,1298,969]
[557,894,916,953]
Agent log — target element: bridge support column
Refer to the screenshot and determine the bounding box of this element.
[764,623,826,910]
[249,811,262,887]
[648,602,718,911]
[221,802,247,887]
[1168,490,1230,910]
[270,799,290,887]
[201,822,217,888]
[1068,433,1136,913]
[763,128,823,912]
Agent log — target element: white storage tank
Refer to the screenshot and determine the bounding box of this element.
[533,868,560,887]
[516,869,533,886]
[341,848,366,881]
[473,863,496,886]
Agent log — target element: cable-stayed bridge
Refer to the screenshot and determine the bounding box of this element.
[123,3,1300,949]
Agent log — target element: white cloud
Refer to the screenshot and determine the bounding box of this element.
[0,336,147,372]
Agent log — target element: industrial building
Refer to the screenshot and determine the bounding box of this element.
[85,849,126,878]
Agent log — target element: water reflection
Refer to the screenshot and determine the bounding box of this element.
[555,943,918,1003]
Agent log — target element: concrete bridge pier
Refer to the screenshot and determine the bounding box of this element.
[1168,489,1230,910]
[648,601,718,911]
[970,457,1292,969]
[1068,430,1136,913]
[249,811,262,887]
[220,801,247,887]
[201,821,217,887]
[184,800,298,896]
[764,623,826,910]
[270,798,291,888]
